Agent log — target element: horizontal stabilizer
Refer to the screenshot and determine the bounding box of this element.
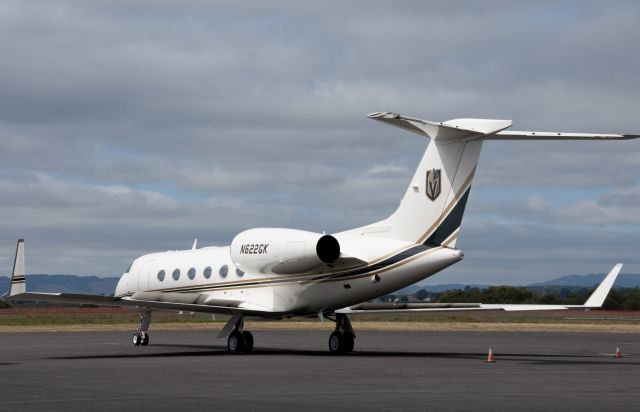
[490,131,638,140]
[369,112,639,141]
[368,112,512,141]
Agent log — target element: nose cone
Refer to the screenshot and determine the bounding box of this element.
[114,275,128,297]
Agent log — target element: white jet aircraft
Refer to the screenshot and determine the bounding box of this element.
[5,112,637,353]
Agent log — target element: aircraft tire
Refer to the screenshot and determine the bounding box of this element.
[141,332,150,346]
[329,331,354,354]
[228,331,245,353]
[242,331,254,353]
[328,331,343,353]
[132,332,142,346]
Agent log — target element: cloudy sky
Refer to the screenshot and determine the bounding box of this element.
[1,0,639,285]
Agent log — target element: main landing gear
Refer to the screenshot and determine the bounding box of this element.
[328,313,355,354]
[132,310,151,346]
[221,314,254,354]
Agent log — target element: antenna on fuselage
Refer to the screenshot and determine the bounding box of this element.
[192,238,198,250]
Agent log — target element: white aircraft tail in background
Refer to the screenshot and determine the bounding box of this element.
[5,112,638,354]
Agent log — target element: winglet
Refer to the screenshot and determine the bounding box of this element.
[9,239,26,296]
[583,263,622,308]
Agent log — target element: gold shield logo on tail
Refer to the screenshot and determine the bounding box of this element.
[426,168,441,201]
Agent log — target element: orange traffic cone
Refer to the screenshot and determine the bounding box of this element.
[615,346,622,358]
[486,346,496,363]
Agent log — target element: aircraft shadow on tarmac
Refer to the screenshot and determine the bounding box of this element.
[47,344,639,366]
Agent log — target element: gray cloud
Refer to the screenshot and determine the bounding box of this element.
[0,1,639,283]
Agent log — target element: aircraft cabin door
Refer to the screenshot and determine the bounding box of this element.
[138,260,155,291]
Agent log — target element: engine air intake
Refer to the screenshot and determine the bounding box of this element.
[316,235,340,263]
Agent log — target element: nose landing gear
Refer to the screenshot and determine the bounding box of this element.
[132,310,151,346]
[132,331,149,346]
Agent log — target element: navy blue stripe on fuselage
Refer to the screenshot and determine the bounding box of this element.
[423,186,471,246]
[314,244,434,281]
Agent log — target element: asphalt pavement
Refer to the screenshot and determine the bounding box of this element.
[1,329,639,411]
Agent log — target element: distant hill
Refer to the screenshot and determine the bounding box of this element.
[398,283,490,294]
[1,275,119,296]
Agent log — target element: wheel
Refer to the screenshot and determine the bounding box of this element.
[328,331,343,353]
[329,331,354,354]
[227,330,245,353]
[141,332,150,346]
[132,332,142,346]
[242,331,254,353]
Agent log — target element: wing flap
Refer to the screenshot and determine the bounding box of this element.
[368,111,638,141]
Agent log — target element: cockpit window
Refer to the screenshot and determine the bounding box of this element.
[126,263,133,273]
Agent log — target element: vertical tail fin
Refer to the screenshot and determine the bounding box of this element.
[367,113,512,247]
[366,112,637,248]
[9,239,26,296]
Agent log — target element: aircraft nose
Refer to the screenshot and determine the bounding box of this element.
[114,275,127,296]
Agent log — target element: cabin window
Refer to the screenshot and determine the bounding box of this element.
[157,270,165,281]
[219,265,228,278]
[172,269,181,281]
[203,266,212,279]
[236,268,244,277]
[188,267,196,280]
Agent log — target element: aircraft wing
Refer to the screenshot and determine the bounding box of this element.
[337,263,623,314]
[8,292,280,317]
[4,240,282,318]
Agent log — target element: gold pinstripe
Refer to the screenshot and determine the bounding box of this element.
[144,247,444,294]
[318,247,442,283]
[145,244,419,294]
[440,229,459,248]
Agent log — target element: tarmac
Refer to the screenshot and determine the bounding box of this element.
[1,329,639,411]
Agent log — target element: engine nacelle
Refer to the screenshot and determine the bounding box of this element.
[230,228,340,275]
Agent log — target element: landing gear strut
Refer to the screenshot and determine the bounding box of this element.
[220,314,254,354]
[328,313,355,354]
[132,310,151,346]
